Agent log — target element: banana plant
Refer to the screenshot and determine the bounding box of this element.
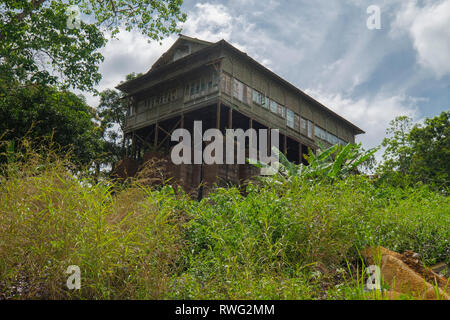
[249,142,378,182]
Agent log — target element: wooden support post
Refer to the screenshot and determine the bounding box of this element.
[228,107,232,129]
[137,141,141,160]
[132,132,136,160]
[284,134,287,155]
[299,142,303,164]
[125,134,129,158]
[154,122,159,148]
[216,102,221,130]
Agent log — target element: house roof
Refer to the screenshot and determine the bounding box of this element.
[116,35,365,135]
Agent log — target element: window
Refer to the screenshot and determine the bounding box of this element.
[243,84,248,104]
[261,95,267,108]
[253,90,260,104]
[185,84,190,100]
[221,74,231,95]
[137,100,145,113]
[286,109,294,128]
[300,118,307,131]
[270,99,277,113]
[294,114,300,131]
[252,90,266,107]
[212,72,219,88]
[327,132,333,144]
[314,125,327,140]
[171,89,177,101]
[232,79,244,101]
[201,79,206,93]
[307,120,313,138]
[246,86,252,105]
[277,104,286,118]
[195,81,200,94]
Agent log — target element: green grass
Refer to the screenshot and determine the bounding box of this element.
[0,150,448,299]
[0,154,189,299]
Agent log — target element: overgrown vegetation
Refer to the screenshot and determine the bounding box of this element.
[0,137,448,300]
[0,0,447,301]
[378,112,449,190]
[0,145,189,299]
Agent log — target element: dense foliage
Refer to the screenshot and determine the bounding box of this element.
[379,112,449,190]
[96,73,143,170]
[0,81,103,167]
[0,0,186,91]
[0,145,448,299]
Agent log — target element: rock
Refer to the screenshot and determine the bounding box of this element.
[362,246,449,300]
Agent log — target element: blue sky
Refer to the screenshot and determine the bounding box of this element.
[85,0,450,153]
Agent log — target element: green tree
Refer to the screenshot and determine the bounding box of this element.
[0,80,103,167]
[96,73,142,172]
[380,116,414,175]
[379,112,449,189]
[408,111,449,188]
[0,0,186,91]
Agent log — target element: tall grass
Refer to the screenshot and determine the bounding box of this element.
[176,176,449,299]
[0,143,448,299]
[0,147,189,299]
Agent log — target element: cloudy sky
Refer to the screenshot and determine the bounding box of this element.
[84,0,450,153]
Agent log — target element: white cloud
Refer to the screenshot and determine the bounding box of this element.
[391,0,450,77]
[79,30,176,106]
[181,2,306,72]
[181,3,234,42]
[304,88,420,154]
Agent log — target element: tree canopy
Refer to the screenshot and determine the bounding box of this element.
[379,112,449,190]
[0,80,103,166]
[0,0,186,91]
[0,1,185,170]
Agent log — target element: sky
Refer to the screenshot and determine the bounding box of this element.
[82,0,450,154]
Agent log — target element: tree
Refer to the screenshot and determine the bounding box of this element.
[0,0,186,91]
[0,80,103,167]
[408,112,449,188]
[378,112,449,189]
[380,116,414,175]
[96,73,142,172]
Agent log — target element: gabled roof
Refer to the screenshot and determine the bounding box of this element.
[116,35,365,135]
[149,34,214,71]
